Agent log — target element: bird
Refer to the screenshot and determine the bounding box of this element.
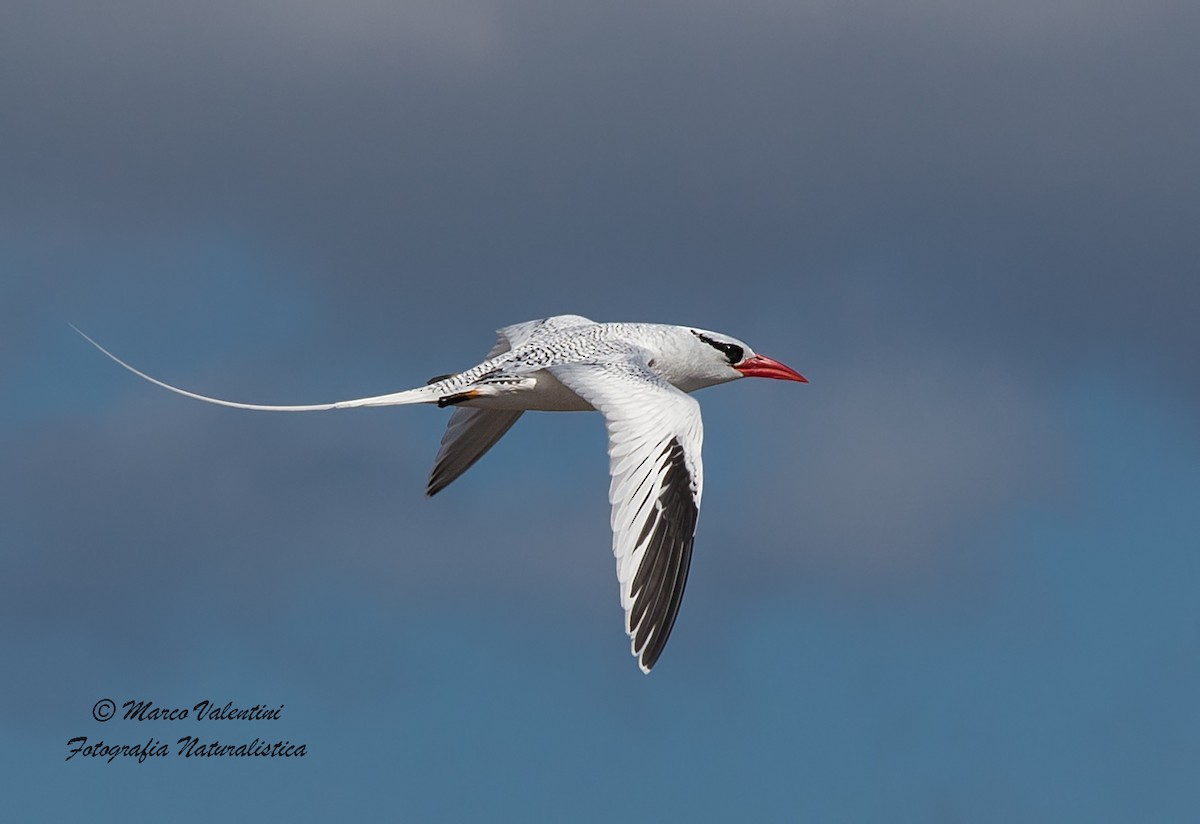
[73,315,806,672]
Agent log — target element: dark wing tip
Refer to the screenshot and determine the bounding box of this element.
[637,535,695,672]
[629,436,699,673]
[425,470,454,497]
[425,409,524,497]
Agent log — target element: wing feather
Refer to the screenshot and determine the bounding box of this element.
[425,330,525,495]
[427,408,523,496]
[549,358,703,673]
[423,317,597,494]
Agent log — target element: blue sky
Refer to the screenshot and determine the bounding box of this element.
[3,1,1199,820]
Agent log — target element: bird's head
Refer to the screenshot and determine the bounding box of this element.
[673,327,807,390]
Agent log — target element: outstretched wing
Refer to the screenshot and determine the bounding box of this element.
[425,316,597,495]
[549,357,704,673]
[427,407,523,496]
[425,328,522,495]
[496,315,595,350]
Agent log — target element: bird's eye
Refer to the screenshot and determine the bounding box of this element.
[693,331,744,365]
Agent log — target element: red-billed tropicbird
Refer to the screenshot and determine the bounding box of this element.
[74,315,806,672]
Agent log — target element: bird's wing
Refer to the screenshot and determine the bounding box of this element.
[548,357,704,673]
[423,326,535,496]
[496,315,595,350]
[426,408,523,496]
[423,317,599,494]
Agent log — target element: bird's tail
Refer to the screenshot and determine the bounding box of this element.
[71,324,441,412]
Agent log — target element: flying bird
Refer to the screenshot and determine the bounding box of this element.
[74,315,806,672]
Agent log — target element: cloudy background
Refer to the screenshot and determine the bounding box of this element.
[3,0,1198,819]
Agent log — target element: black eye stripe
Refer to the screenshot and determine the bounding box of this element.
[691,331,744,365]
